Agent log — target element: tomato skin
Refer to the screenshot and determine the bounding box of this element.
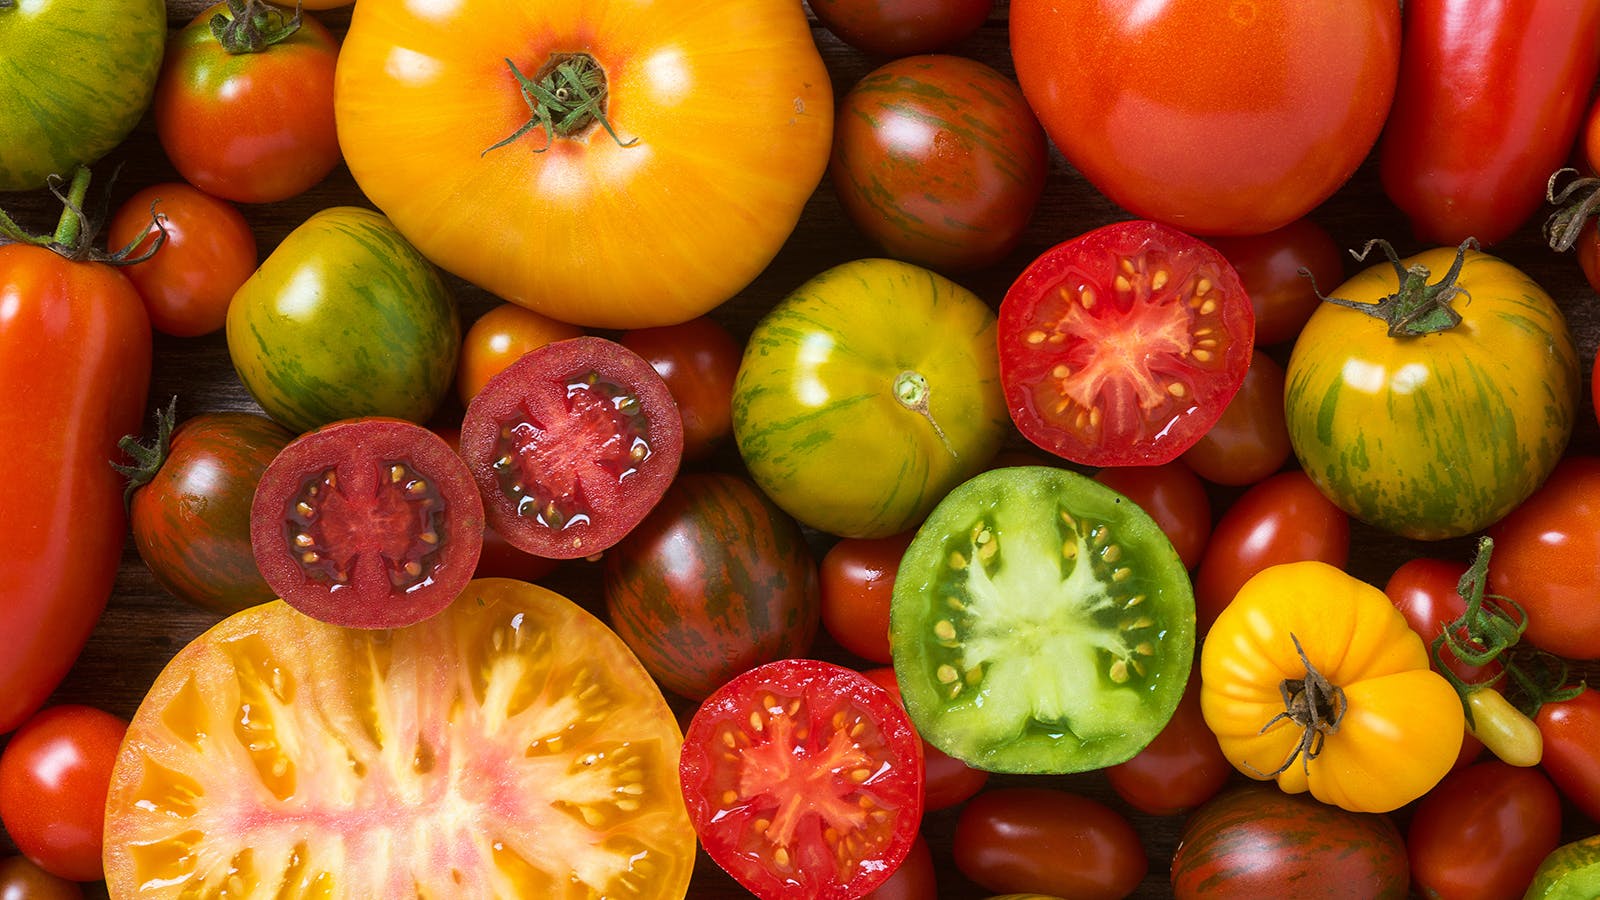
[809,0,993,57]
[1207,218,1344,346]
[456,302,582,407]
[1009,0,1399,236]
[821,533,915,665]
[0,243,151,735]
[1487,456,1600,659]
[861,667,989,811]
[1105,673,1231,816]
[0,856,83,900]
[863,834,936,900]
[1536,688,1600,822]
[155,2,341,203]
[1178,350,1291,487]
[952,788,1146,900]
[1407,761,1563,900]
[0,705,128,882]
[619,317,743,463]
[1383,557,1501,686]
[1091,463,1211,570]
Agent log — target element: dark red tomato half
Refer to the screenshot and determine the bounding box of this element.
[953,787,1146,900]
[1091,462,1211,570]
[821,532,916,665]
[429,426,561,584]
[1206,218,1344,347]
[680,659,924,900]
[862,667,989,811]
[1383,557,1501,686]
[808,0,993,57]
[1105,672,1231,816]
[1407,761,1563,900]
[618,316,743,463]
[998,220,1255,467]
[250,417,484,629]
[1536,687,1600,823]
[460,336,683,560]
[0,705,128,882]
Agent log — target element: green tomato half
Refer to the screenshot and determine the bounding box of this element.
[732,258,1007,538]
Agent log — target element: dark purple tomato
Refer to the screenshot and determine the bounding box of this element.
[953,788,1146,900]
[809,0,994,57]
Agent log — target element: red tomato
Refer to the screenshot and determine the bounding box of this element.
[864,834,936,900]
[104,182,257,337]
[862,667,989,811]
[429,425,562,583]
[154,1,341,203]
[1486,456,1600,659]
[808,0,993,56]
[456,302,583,407]
[1380,0,1600,245]
[1383,557,1501,686]
[1091,463,1212,569]
[1407,761,1563,900]
[1207,219,1344,346]
[1192,470,1350,632]
[998,220,1255,467]
[952,787,1146,900]
[0,856,82,900]
[0,706,128,882]
[1009,0,1400,235]
[1536,687,1600,823]
[1105,673,1231,816]
[1179,351,1291,487]
[619,317,743,462]
[821,532,915,664]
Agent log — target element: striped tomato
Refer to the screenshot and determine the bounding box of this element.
[1285,241,1579,540]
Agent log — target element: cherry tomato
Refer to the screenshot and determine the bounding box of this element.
[619,317,743,462]
[1384,557,1501,686]
[1487,456,1600,659]
[1179,351,1291,487]
[1207,218,1344,346]
[952,787,1146,900]
[821,532,915,665]
[1536,687,1600,823]
[808,0,994,56]
[0,857,81,900]
[862,667,989,811]
[864,834,936,900]
[1091,463,1211,569]
[0,706,128,882]
[1407,761,1563,900]
[456,302,583,407]
[1105,672,1231,816]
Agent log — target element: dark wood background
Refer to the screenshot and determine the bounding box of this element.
[3,1,1599,897]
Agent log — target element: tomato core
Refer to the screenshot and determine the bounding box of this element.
[489,52,633,153]
[283,462,446,593]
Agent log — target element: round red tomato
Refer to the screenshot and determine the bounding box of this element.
[0,705,128,882]
[821,532,916,664]
[679,659,924,900]
[1207,219,1344,346]
[1009,0,1400,235]
[619,317,743,462]
[105,182,257,337]
[1407,761,1563,900]
[830,54,1047,272]
[1105,673,1231,816]
[809,0,993,57]
[864,834,936,900]
[1487,456,1600,659]
[953,787,1146,900]
[1383,557,1501,686]
[998,220,1255,467]
[1179,351,1291,487]
[456,302,583,407]
[862,667,989,811]
[155,1,341,203]
[1091,462,1211,569]
[1537,687,1600,823]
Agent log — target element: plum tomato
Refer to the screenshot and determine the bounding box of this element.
[821,532,916,665]
[455,302,582,407]
[1536,687,1600,824]
[998,220,1255,467]
[250,418,484,629]
[891,466,1195,774]
[862,667,989,811]
[679,659,924,900]
[103,580,696,898]
[1407,761,1563,900]
[105,182,257,337]
[808,0,993,57]
[1383,557,1501,686]
[1487,456,1600,660]
[1206,218,1344,346]
[863,834,936,900]
[0,705,128,882]
[461,336,683,560]
[1178,350,1291,487]
[0,856,82,900]
[1105,672,1231,816]
[952,788,1146,900]
[1091,462,1212,570]
[619,317,743,463]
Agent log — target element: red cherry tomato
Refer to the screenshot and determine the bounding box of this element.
[1207,219,1345,346]
[0,856,82,900]
[1406,761,1563,900]
[619,317,743,462]
[456,302,583,407]
[105,182,257,337]
[1179,350,1291,487]
[821,532,915,665]
[862,667,988,811]
[952,787,1146,900]
[1105,673,1231,816]
[1486,456,1600,660]
[863,834,936,900]
[0,706,128,882]
[1536,687,1600,823]
[1091,463,1211,570]
[808,0,993,57]
[1383,557,1501,686]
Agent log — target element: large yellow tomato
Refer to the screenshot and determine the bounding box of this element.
[334,0,832,329]
[1200,561,1463,814]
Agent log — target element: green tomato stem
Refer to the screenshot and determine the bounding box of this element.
[211,0,302,54]
[1545,167,1600,252]
[1308,237,1473,337]
[112,397,179,512]
[51,166,93,247]
[483,53,638,155]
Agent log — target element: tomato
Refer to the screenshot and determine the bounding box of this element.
[1178,351,1291,486]
[1383,557,1500,686]
[455,302,583,407]
[952,788,1146,900]
[619,317,743,463]
[892,466,1195,773]
[679,659,924,900]
[1537,688,1600,823]
[0,856,81,900]
[1207,218,1345,346]
[998,220,1255,467]
[1201,561,1464,813]
[863,834,935,900]
[1464,686,1544,769]
[1487,457,1600,659]
[429,425,562,584]
[335,0,832,329]
[103,580,696,897]
[1091,463,1211,570]
[121,407,294,615]
[830,54,1047,272]
[250,418,484,629]
[1526,835,1600,899]
[861,667,989,811]
[0,0,165,191]
[1169,783,1410,899]
[808,0,993,57]
[226,206,462,433]
[1408,761,1563,900]
[104,182,257,338]
[821,532,915,665]
[1105,672,1231,816]
[1192,471,1350,633]
[602,473,820,700]
[1009,0,1399,236]
[0,705,127,881]
[155,0,341,203]
[0,173,152,735]
[734,258,1007,539]
[461,336,683,559]
[1286,242,1580,540]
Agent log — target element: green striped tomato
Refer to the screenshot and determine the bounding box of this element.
[1284,243,1579,540]
[1526,835,1600,899]
[0,0,165,191]
[225,207,461,433]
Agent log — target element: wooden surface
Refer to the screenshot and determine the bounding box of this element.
[3,1,1600,897]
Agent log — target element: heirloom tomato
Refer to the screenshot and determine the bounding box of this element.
[809,0,993,57]
[1537,688,1600,822]
[1105,673,1231,816]
[1201,561,1464,813]
[821,532,917,665]
[863,835,935,900]
[1383,557,1500,686]
[1487,457,1600,659]
[997,220,1255,467]
[1090,463,1211,570]
[1285,242,1579,540]
[953,788,1145,900]
[0,856,81,900]
[1526,836,1600,899]
[1009,0,1400,235]
[830,54,1047,272]
[1407,762,1563,900]
[891,467,1195,774]
[861,667,989,811]
[0,0,165,191]
[1207,218,1344,346]
[106,182,257,337]
[0,705,127,882]
[734,258,1007,539]
[335,0,832,328]
[103,580,695,898]
[1178,350,1290,487]
[619,317,743,463]
[226,207,461,433]
[456,303,582,407]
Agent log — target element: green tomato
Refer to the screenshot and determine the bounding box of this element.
[226,207,460,433]
[891,466,1195,774]
[732,258,1007,538]
[1525,835,1600,900]
[0,0,165,191]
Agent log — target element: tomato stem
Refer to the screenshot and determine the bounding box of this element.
[1305,238,1473,337]
[112,397,178,512]
[484,54,638,155]
[1252,633,1346,778]
[210,0,302,54]
[892,370,957,458]
[1544,168,1600,252]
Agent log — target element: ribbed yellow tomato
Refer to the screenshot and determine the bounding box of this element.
[334,0,832,329]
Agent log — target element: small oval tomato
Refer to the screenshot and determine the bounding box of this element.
[1179,351,1291,487]
[105,182,257,337]
[1207,218,1344,346]
[862,667,989,811]
[952,788,1146,900]
[1383,557,1500,685]
[808,0,993,57]
[456,302,583,407]
[1536,687,1600,823]
[864,834,936,900]
[0,856,82,900]
[619,317,743,463]
[0,705,128,882]
[1408,761,1563,900]
[821,532,914,665]
[1487,456,1600,659]
[1105,672,1231,816]
[1091,462,1211,570]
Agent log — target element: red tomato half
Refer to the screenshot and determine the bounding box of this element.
[105,182,257,337]
[1407,762,1563,900]
[455,302,583,407]
[1487,456,1600,659]
[0,706,128,882]
[998,220,1255,467]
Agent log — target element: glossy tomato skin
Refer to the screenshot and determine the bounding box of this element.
[1383,557,1500,686]
[953,788,1146,900]
[455,302,582,407]
[1407,761,1563,900]
[0,243,151,735]
[821,532,916,665]
[809,0,993,57]
[831,54,1047,272]
[1091,463,1211,570]
[602,473,820,700]
[1009,0,1399,235]
[0,856,82,900]
[1380,0,1600,246]
[1178,350,1290,487]
[1537,689,1600,824]
[863,834,936,900]
[1105,673,1231,816]
[1487,456,1600,659]
[861,667,988,811]
[1207,218,1344,346]
[619,317,743,463]
[155,2,341,203]
[0,705,128,881]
